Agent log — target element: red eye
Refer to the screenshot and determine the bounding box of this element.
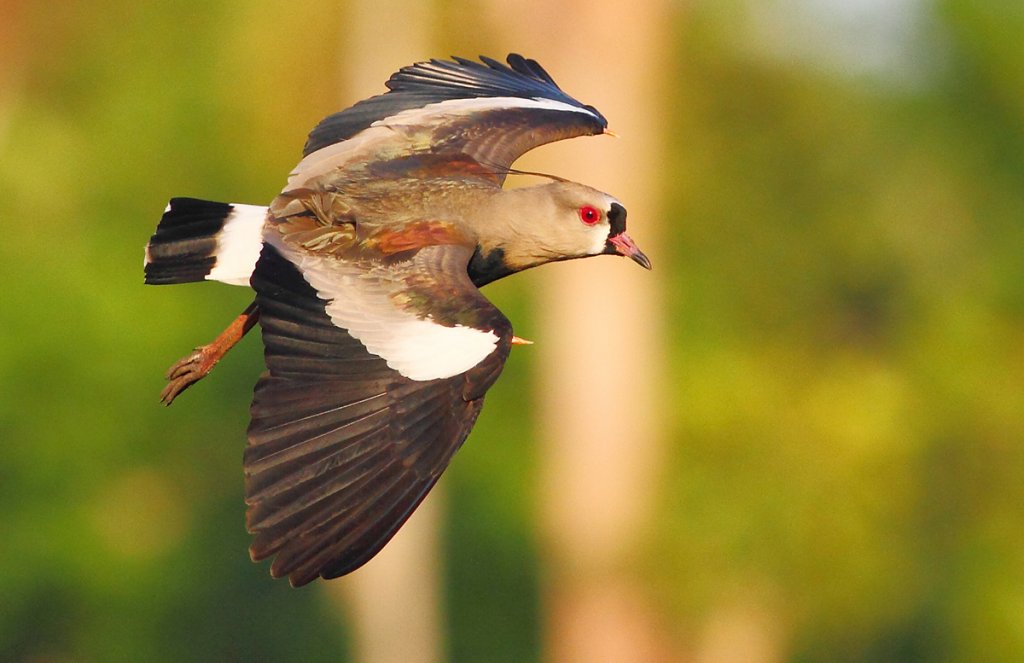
[579,205,601,225]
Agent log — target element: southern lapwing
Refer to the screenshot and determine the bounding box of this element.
[144,54,650,586]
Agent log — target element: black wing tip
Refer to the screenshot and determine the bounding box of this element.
[504,53,557,85]
[387,52,570,96]
[393,53,605,124]
[427,52,560,86]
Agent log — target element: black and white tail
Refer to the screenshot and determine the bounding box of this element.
[144,197,267,286]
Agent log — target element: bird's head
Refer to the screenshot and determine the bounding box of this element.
[473,181,651,282]
[557,184,652,270]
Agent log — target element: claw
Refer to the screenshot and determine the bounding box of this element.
[159,302,260,406]
[161,346,219,405]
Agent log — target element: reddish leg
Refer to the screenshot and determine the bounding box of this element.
[161,301,260,405]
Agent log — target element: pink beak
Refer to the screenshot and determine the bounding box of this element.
[608,233,652,270]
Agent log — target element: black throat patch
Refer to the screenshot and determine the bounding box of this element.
[467,246,514,287]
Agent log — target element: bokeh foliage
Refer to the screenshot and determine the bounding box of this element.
[2,1,1022,661]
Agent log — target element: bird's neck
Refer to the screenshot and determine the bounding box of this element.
[466,185,562,286]
[467,244,516,287]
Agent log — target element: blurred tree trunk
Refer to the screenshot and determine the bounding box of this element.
[484,1,674,661]
[0,0,25,145]
[323,2,445,662]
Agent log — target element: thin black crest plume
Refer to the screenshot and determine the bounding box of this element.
[487,165,569,183]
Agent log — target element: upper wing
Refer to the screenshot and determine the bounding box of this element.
[292,54,607,188]
[244,235,511,586]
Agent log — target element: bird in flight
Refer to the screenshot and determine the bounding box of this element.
[144,54,650,586]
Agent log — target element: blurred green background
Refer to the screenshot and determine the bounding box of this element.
[3,1,1024,661]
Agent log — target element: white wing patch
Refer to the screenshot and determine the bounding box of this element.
[281,242,499,382]
[351,317,499,381]
[374,96,602,128]
[207,204,268,286]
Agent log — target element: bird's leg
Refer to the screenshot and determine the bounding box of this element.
[161,301,260,405]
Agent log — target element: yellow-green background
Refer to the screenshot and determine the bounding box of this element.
[3,1,1023,661]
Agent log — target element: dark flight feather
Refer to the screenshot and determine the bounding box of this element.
[244,244,511,585]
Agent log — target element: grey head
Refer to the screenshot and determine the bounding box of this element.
[468,180,651,286]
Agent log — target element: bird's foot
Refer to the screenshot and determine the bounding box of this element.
[161,346,220,405]
[158,302,261,406]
